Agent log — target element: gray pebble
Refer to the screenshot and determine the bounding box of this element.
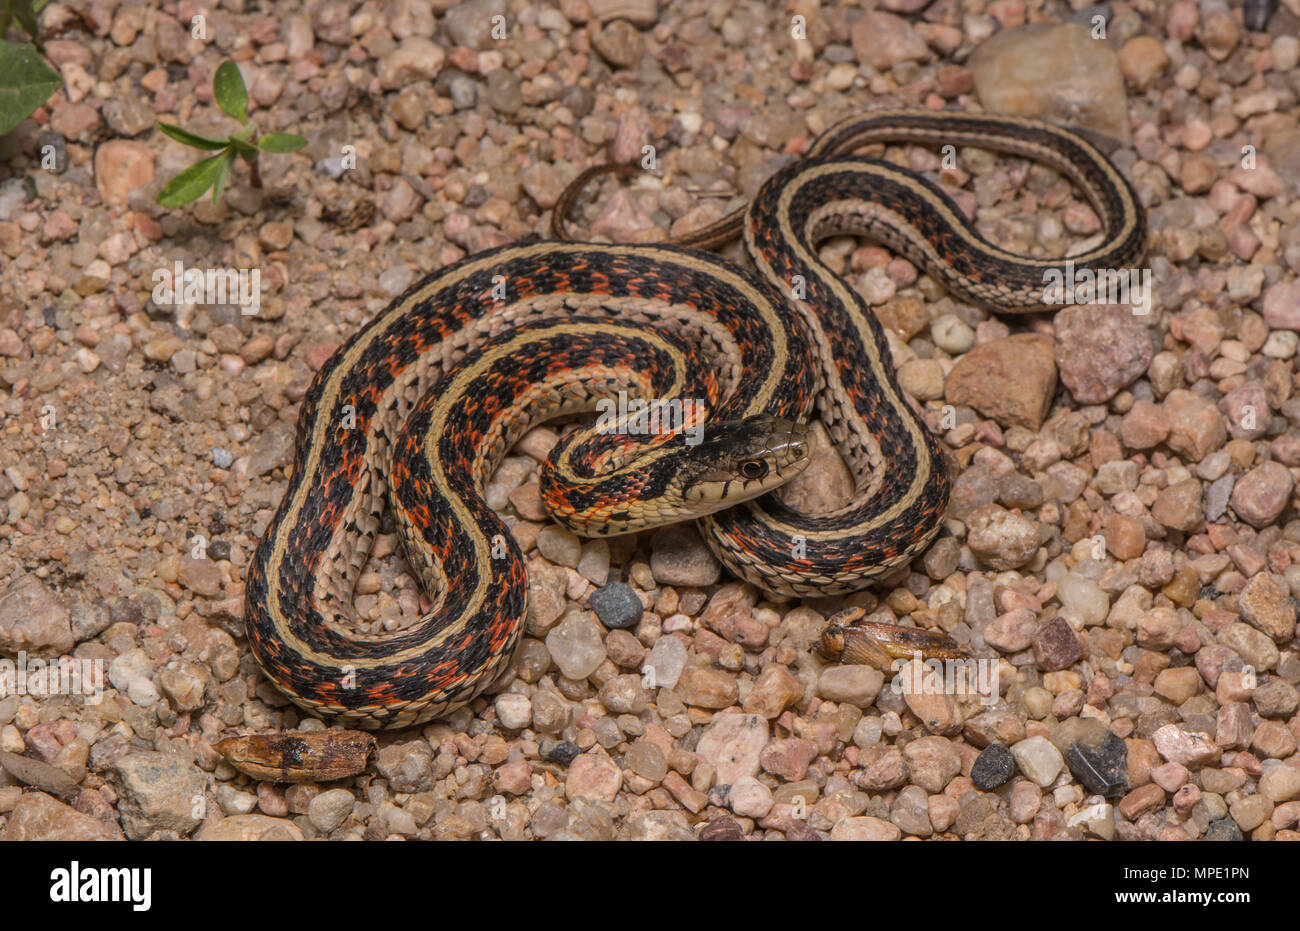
[484,69,522,115]
[449,75,478,109]
[316,156,347,179]
[540,739,579,765]
[308,788,356,833]
[589,582,642,629]
[0,178,29,221]
[1204,818,1244,841]
[970,743,1015,790]
[649,526,721,587]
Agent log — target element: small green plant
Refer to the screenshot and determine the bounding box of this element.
[0,0,48,47]
[0,0,62,137]
[157,60,306,207]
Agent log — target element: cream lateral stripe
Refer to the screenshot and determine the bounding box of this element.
[809,117,1139,266]
[737,120,1137,544]
[501,325,692,485]
[745,232,890,509]
[264,243,780,637]
[745,161,937,542]
[806,157,1134,271]
[544,305,734,483]
[270,322,693,669]
[473,367,661,489]
[546,299,791,483]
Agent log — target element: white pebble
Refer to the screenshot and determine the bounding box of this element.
[931,313,975,354]
[1262,330,1297,360]
[494,693,532,730]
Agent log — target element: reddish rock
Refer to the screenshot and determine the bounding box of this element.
[94,140,155,207]
[1118,783,1166,820]
[494,759,533,796]
[1054,305,1153,403]
[1151,479,1204,533]
[565,749,622,802]
[829,815,901,840]
[1152,723,1222,768]
[759,739,819,781]
[3,792,123,840]
[1163,389,1227,461]
[1033,616,1084,671]
[1230,462,1294,529]
[984,608,1037,652]
[851,12,930,71]
[1121,400,1170,449]
[1237,573,1297,643]
[743,664,803,719]
[945,333,1057,431]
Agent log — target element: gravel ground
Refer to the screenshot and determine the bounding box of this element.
[1,0,1299,841]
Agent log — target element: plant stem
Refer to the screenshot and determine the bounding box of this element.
[250,159,262,189]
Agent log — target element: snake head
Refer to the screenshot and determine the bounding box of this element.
[674,414,813,513]
[542,414,813,536]
[816,623,846,662]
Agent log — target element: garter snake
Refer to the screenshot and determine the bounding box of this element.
[246,109,1146,728]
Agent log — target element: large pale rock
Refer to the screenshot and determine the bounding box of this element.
[970,23,1131,144]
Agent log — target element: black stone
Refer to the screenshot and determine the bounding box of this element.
[540,739,580,765]
[971,743,1016,790]
[1244,0,1278,31]
[588,582,643,629]
[1064,732,1129,798]
[1205,819,1244,841]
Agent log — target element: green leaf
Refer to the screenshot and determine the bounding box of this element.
[156,149,233,207]
[229,134,258,165]
[210,147,235,203]
[212,60,247,124]
[258,132,307,153]
[0,39,62,136]
[157,121,229,150]
[8,1,41,43]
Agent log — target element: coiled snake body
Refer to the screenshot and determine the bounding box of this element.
[246,110,1146,728]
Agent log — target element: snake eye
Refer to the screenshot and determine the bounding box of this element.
[739,459,769,480]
